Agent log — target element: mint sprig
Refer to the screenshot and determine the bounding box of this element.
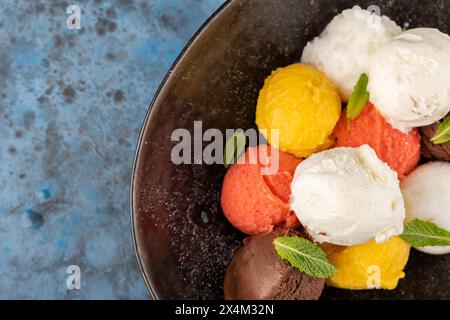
[431,115,450,144]
[401,219,450,247]
[346,73,370,120]
[223,131,247,168]
[273,236,337,278]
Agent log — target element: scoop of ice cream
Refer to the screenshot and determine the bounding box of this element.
[419,121,450,161]
[290,145,405,246]
[224,229,325,300]
[334,103,421,179]
[401,162,450,254]
[323,237,410,290]
[221,145,301,235]
[256,63,341,158]
[301,5,401,101]
[368,28,450,131]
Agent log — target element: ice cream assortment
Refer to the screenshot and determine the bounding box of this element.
[220,6,450,300]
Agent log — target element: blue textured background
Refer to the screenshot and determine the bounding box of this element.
[0,0,224,299]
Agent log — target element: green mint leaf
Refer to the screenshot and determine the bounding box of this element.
[401,219,450,247]
[346,73,370,120]
[273,236,337,278]
[431,115,450,144]
[223,131,247,168]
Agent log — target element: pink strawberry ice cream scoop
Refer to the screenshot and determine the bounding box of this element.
[221,145,301,235]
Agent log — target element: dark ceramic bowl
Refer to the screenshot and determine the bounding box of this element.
[131,0,450,300]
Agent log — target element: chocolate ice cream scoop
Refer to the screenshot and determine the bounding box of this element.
[224,229,325,300]
[420,123,450,161]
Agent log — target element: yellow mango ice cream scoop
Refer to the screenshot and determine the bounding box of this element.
[256,63,341,158]
[323,237,411,290]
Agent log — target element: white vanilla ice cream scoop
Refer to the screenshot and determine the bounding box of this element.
[301,5,401,101]
[401,162,450,255]
[368,28,450,131]
[290,145,405,246]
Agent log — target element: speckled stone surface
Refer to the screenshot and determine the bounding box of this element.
[0,0,224,299]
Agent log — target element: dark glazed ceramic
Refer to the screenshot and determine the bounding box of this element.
[132,0,450,299]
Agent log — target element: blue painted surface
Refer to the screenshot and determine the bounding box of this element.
[0,0,224,299]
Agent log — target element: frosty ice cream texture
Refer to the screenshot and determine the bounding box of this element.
[368,28,450,131]
[301,5,401,101]
[401,162,450,254]
[290,145,405,246]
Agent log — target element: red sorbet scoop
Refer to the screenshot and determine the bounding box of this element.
[221,145,301,235]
